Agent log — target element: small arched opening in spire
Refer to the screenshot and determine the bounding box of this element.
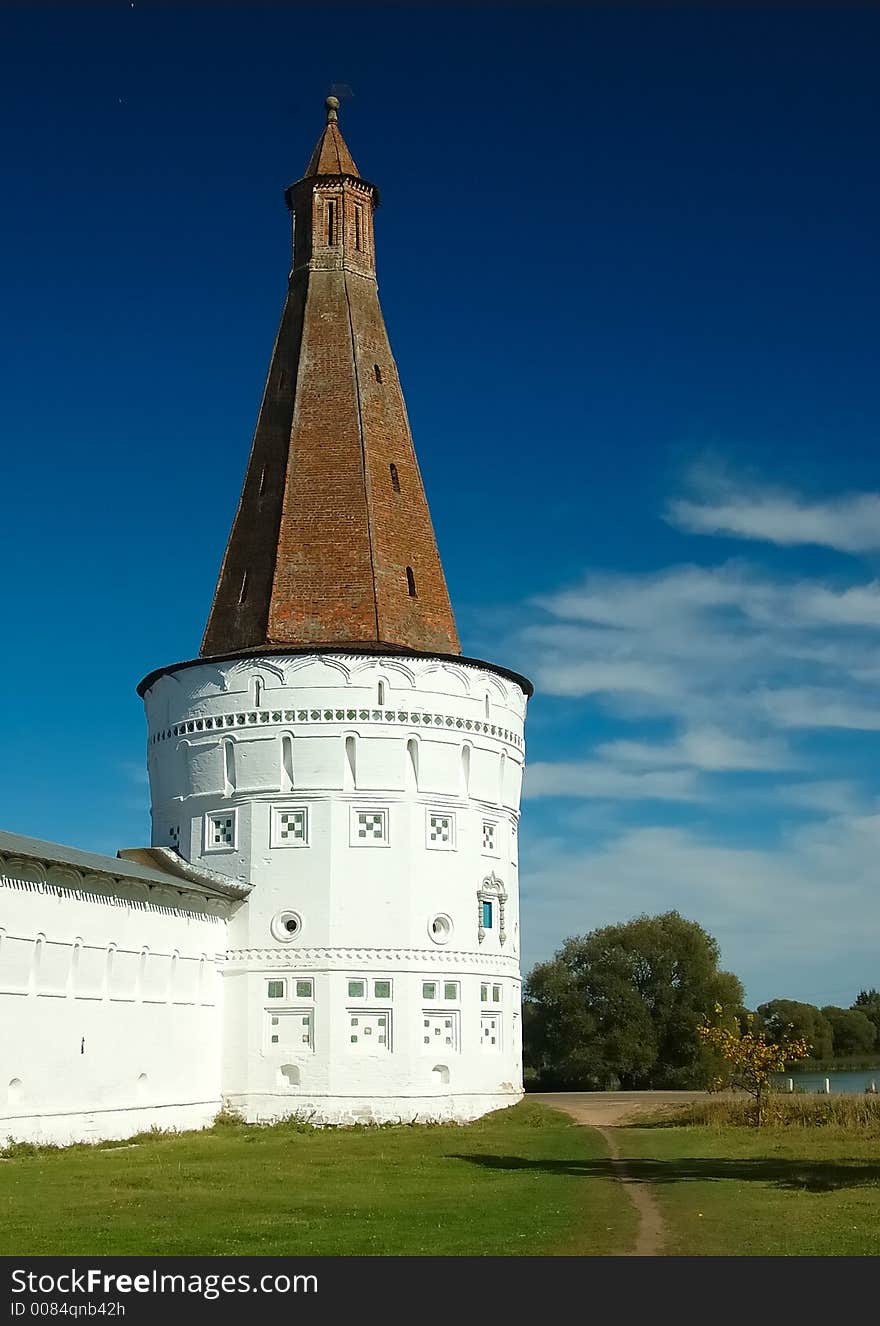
[406,567,417,598]
[326,197,339,247]
[390,463,400,493]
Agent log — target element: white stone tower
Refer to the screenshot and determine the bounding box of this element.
[138,100,531,1124]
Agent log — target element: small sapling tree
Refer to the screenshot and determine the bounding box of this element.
[698,1003,810,1125]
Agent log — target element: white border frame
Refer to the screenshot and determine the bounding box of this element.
[203,807,238,853]
[270,805,310,849]
[425,808,456,851]
[350,806,390,848]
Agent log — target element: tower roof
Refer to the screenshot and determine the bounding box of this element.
[199,99,460,660]
[302,96,361,177]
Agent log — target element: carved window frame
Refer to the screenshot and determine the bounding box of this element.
[477,871,507,945]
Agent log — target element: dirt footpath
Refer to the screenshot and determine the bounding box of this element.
[530,1091,712,1256]
[532,1090,711,1126]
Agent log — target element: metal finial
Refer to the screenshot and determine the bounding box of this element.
[325,95,339,124]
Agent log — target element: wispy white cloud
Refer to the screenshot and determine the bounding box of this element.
[665,463,880,553]
[525,760,703,801]
[755,686,880,730]
[771,780,870,816]
[596,726,799,772]
[525,561,880,731]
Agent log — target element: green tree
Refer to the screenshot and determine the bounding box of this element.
[821,1005,877,1056]
[756,1000,834,1060]
[524,911,744,1090]
[851,989,880,1043]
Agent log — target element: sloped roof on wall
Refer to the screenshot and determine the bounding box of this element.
[0,829,250,901]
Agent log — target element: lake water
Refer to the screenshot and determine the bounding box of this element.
[772,1069,880,1095]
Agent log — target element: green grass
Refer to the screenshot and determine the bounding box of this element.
[0,1102,636,1256]
[616,1108,880,1255]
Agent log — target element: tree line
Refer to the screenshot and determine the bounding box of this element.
[523,911,880,1091]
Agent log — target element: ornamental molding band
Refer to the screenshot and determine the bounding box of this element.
[223,946,522,973]
[150,706,524,752]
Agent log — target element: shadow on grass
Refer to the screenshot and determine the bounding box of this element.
[450,1153,880,1194]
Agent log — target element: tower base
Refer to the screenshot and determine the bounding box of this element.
[223,1088,524,1127]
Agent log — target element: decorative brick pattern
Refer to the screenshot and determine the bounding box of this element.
[279,811,305,842]
[427,811,454,849]
[423,1013,459,1051]
[356,811,386,843]
[348,1011,390,1050]
[205,814,235,850]
[271,807,308,848]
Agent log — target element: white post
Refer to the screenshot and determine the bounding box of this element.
[823,1077,831,1094]
[786,1077,794,1092]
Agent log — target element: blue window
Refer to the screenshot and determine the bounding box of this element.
[482,900,493,929]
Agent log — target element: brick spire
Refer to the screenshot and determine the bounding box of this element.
[200,98,461,659]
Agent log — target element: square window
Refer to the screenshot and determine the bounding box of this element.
[422,982,438,1001]
[482,821,497,854]
[271,806,309,849]
[374,980,391,999]
[204,810,236,852]
[351,808,389,846]
[482,900,493,929]
[295,980,313,999]
[267,980,285,999]
[348,980,365,998]
[444,982,458,1001]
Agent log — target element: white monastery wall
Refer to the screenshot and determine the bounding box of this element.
[143,652,528,1124]
[0,853,227,1145]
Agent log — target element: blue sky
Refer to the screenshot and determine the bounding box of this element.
[2,5,879,1008]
